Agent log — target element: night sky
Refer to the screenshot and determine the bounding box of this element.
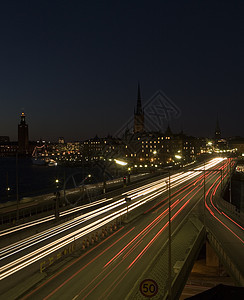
[0,0,243,142]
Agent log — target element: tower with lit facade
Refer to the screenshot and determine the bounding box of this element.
[134,84,144,134]
[18,112,29,154]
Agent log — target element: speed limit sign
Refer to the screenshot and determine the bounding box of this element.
[140,279,158,297]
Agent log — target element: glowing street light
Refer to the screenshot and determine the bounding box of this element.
[55,178,60,219]
[175,155,182,160]
[6,186,11,198]
[114,159,128,166]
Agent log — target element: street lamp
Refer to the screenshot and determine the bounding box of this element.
[115,159,128,186]
[203,160,206,228]
[165,171,172,300]
[175,154,182,168]
[128,167,131,184]
[6,172,10,198]
[102,168,106,194]
[229,158,232,204]
[16,153,19,222]
[55,178,60,219]
[174,155,182,160]
[114,159,127,166]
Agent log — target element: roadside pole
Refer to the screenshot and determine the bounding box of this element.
[55,191,60,220]
[229,158,232,204]
[203,160,206,229]
[16,152,19,222]
[55,179,60,220]
[166,170,172,300]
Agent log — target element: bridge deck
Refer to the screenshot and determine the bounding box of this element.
[127,216,205,300]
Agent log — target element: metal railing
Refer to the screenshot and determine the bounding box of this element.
[207,230,244,286]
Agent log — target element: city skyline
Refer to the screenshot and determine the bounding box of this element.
[3,90,243,143]
[0,1,244,141]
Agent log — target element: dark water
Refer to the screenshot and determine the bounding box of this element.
[0,158,105,203]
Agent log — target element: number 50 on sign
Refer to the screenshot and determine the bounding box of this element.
[140,279,158,297]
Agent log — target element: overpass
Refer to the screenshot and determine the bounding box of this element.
[129,158,244,299]
[0,157,243,299]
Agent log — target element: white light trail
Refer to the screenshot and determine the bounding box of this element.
[0,158,225,281]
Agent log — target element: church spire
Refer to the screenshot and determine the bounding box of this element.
[165,123,172,136]
[216,117,220,132]
[134,83,144,134]
[136,82,143,115]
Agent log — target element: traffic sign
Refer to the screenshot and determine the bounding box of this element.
[140,279,158,298]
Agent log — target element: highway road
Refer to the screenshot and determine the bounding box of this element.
[205,158,244,276]
[1,158,243,299]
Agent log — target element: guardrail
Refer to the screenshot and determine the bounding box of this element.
[217,196,244,222]
[206,230,244,286]
[39,218,123,274]
[168,220,205,300]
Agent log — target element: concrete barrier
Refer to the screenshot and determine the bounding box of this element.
[207,230,244,286]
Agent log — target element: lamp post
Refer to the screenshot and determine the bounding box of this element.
[165,170,171,300]
[174,154,182,168]
[6,186,11,198]
[55,179,60,220]
[203,160,206,229]
[229,160,232,204]
[114,159,128,187]
[16,153,19,222]
[102,167,106,194]
[220,169,223,192]
[128,167,131,184]
[6,172,10,198]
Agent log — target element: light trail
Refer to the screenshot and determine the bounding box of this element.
[0,197,114,237]
[22,174,203,299]
[20,225,128,300]
[17,158,225,299]
[1,158,222,240]
[0,158,224,282]
[54,167,214,300]
[204,162,244,244]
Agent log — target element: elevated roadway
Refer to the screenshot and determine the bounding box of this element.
[0,158,243,299]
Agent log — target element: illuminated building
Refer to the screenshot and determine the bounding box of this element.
[18,112,29,155]
[58,137,65,144]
